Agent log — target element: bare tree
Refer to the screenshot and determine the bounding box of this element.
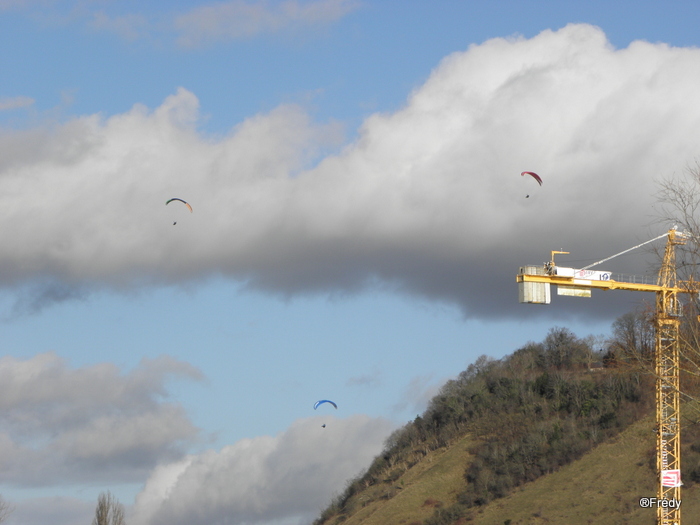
[0,495,13,523]
[656,162,700,285]
[655,164,700,408]
[92,492,125,525]
[607,307,655,364]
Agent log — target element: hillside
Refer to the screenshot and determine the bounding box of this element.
[314,326,700,525]
[320,416,700,525]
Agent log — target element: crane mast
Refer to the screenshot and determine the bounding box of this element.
[655,229,683,525]
[516,228,695,525]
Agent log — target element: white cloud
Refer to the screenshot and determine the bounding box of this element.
[0,24,698,320]
[0,0,33,11]
[0,96,34,111]
[174,0,361,47]
[0,353,202,485]
[130,415,394,525]
[88,11,149,42]
[0,1,360,46]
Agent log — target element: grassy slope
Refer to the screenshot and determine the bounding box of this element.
[327,417,700,525]
[473,417,657,525]
[331,434,474,525]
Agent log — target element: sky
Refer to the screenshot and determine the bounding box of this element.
[2,1,700,524]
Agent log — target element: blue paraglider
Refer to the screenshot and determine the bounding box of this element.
[315,400,337,428]
[314,399,338,410]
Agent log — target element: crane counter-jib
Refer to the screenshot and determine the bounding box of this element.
[517,267,693,299]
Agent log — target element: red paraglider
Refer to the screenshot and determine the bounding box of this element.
[521,171,542,186]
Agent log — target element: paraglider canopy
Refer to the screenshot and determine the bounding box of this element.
[314,400,338,410]
[166,198,193,212]
[521,171,542,186]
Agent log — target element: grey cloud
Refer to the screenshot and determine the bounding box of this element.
[0,353,202,486]
[345,367,381,388]
[4,281,88,319]
[0,25,696,321]
[392,374,442,416]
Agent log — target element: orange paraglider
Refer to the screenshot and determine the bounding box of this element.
[165,198,193,212]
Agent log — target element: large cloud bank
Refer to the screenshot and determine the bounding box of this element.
[2,24,699,318]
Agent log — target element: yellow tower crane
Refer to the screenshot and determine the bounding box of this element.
[516,228,697,525]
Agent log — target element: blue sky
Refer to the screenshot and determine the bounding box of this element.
[1,1,700,524]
